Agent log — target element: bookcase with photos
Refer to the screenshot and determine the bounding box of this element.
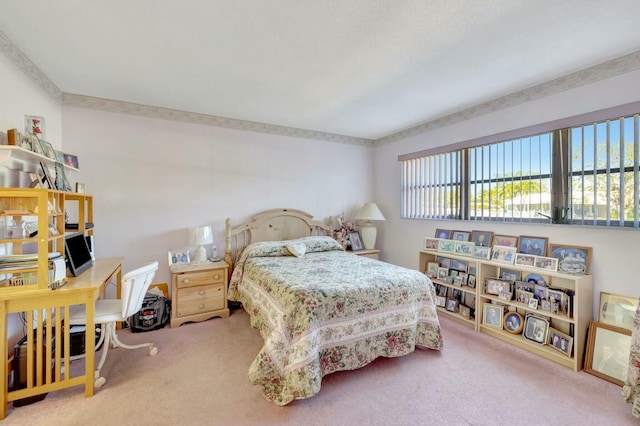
[419,250,479,330]
[478,262,592,372]
[420,231,593,372]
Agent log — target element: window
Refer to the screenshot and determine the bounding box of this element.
[399,103,640,228]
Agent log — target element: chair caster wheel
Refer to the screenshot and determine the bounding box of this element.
[95,377,106,388]
[149,346,158,356]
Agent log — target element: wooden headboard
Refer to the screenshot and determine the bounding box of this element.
[224,208,333,269]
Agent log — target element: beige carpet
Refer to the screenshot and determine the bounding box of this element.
[4,309,636,425]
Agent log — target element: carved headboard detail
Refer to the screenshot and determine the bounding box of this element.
[224,208,333,270]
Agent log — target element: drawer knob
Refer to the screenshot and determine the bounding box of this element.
[199,290,205,295]
[184,279,190,284]
[214,274,220,279]
[199,304,204,309]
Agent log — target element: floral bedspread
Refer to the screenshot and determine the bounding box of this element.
[228,236,443,405]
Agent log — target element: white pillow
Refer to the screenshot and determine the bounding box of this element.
[286,242,306,258]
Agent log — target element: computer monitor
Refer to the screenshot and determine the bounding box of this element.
[64,232,94,277]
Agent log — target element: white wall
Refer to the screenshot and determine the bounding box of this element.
[61,107,375,285]
[374,69,640,315]
[0,53,64,352]
[0,54,61,149]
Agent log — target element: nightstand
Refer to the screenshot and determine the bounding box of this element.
[348,248,381,260]
[170,260,230,327]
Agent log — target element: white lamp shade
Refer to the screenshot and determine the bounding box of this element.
[189,226,213,263]
[354,203,386,221]
[189,226,213,246]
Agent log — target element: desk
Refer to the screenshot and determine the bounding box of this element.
[0,257,123,419]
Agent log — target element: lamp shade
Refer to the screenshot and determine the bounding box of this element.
[189,226,213,263]
[354,203,386,221]
[189,226,213,246]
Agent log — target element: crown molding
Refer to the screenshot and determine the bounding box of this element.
[61,93,374,146]
[0,30,62,101]
[374,51,640,146]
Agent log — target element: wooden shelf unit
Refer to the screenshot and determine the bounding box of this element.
[419,249,593,371]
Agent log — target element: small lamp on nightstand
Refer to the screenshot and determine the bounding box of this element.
[189,225,213,263]
[354,202,386,250]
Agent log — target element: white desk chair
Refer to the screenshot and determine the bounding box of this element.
[70,260,159,388]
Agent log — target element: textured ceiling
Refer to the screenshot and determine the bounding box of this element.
[1,1,640,143]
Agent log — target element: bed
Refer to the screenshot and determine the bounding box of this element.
[224,208,443,405]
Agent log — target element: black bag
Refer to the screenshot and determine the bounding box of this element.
[130,292,170,333]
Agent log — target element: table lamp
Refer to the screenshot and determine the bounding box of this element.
[354,202,386,250]
[189,225,213,263]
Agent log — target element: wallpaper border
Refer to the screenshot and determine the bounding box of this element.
[2,30,639,147]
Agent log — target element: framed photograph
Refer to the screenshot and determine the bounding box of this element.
[168,250,190,265]
[534,256,558,271]
[39,162,54,189]
[424,237,440,251]
[523,314,549,344]
[435,295,446,307]
[438,238,455,254]
[528,298,539,309]
[454,241,475,256]
[484,278,512,296]
[436,256,451,268]
[435,229,452,239]
[491,245,517,264]
[452,231,470,242]
[504,311,524,334]
[534,284,548,300]
[30,135,45,155]
[75,182,86,193]
[516,289,534,304]
[483,303,504,328]
[446,298,459,313]
[437,267,449,280]
[584,321,632,386]
[426,262,439,278]
[39,140,56,160]
[548,327,573,357]
[493,234,519,248]
[459,305,471,319]
[467,274,476,288]
[453,276,463,286]
[473,245,491,260]
[540,300,552,312]
[347,231,364,251]
[471,230,493,247]
[548,243,592,275]
[450,258,468,273]
[54,149,65,164]
[63,152,80,169]
[499,268,520,282]
[515,280,533,293]
[524,273,547,287]
[25,115,45,139]
[515,253,536,267]
[458,272,468,286]
[599,292,638,331]
[548,289,568,315]
[518,235,548,256]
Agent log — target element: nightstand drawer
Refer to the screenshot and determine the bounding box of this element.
[176,270,225,288]
[176,284,225,317]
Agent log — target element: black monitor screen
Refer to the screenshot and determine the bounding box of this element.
[65,232,93,277]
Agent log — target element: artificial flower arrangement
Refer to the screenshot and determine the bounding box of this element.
[333,215,356,249]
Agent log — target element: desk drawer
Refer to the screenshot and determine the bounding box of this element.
[176,270,225,289]
[176,284,225,317]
